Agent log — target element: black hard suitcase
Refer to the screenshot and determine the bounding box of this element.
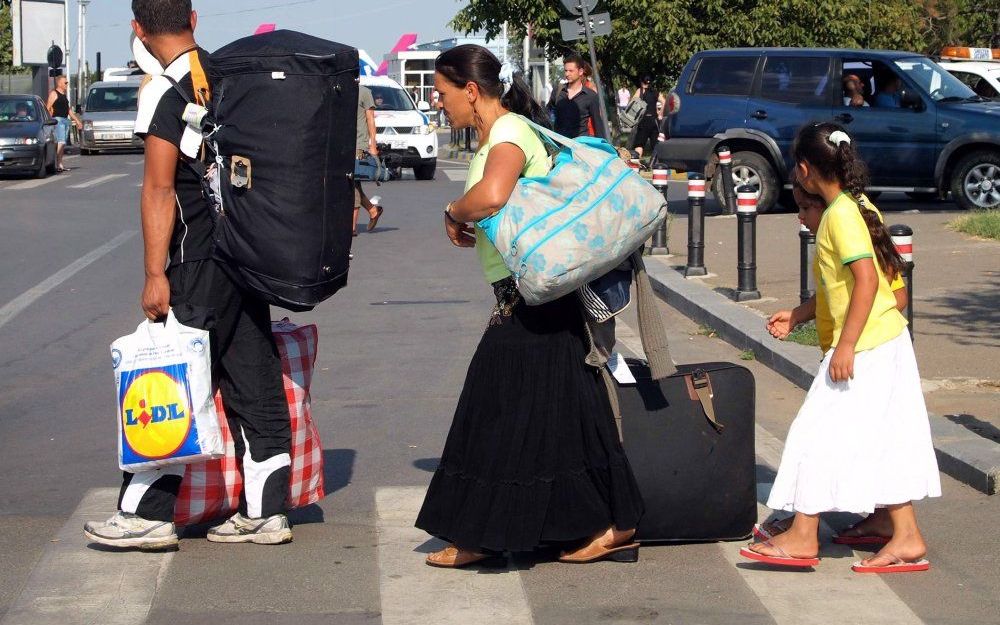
[209,31,359,311]
[618,357,757,542]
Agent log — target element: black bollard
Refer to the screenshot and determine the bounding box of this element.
[649,165,670,255]
[799,223,816,304]
[685,174,708,277]
[735,185,761,301]
[464,127,472,152]
[716,145,738,216]
[889,224,915,339]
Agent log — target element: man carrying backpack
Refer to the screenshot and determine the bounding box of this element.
[84,0,293,549]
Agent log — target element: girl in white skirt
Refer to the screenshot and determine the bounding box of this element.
[740,123,941,573]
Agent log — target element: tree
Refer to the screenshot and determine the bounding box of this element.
[451,0,996,92]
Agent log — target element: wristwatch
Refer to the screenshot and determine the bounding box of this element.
[444,203,460,225]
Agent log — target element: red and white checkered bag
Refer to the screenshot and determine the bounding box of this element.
[174,319,324,526]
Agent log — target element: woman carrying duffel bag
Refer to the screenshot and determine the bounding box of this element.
[414,44,645,568]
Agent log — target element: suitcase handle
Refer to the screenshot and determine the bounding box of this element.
[685,370,724,432]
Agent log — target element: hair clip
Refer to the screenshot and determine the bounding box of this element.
[828,130,851,147]
[499,62,515,96]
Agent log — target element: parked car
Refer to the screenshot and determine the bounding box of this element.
[657,48,1000,212]
[936,47,1000,101]
[0,94,58,178]
[359,75,438,180]
[80,79,144,154]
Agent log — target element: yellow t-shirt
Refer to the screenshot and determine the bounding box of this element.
[814,193,907,353]
[466,114,550,284]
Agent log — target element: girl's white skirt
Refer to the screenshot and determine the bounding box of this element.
[766,330,941,515]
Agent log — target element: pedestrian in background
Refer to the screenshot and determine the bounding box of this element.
[416,43,644,568]
[629,76,660,159]
[46,75,82,172]
[547,52,606,139]
[743,123,940,573]
[617,84,630,116]
[352,84,383,236]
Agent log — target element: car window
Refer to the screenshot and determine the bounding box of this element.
[0,98,39,122]
[761,57,831,104]
[949,70,1000,98]
[86,86,140,112]
[689,57,757,96]
[368,85,416,111]
[894,57,976,102]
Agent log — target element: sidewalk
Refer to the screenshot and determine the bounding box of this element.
[647,187,1000,494]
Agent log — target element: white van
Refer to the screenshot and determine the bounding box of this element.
[360,75,438,180]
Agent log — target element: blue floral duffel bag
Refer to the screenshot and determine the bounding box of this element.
[479,116,667,305]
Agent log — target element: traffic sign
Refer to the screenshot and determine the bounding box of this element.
[559,12,613,42]
[560,0,599,16]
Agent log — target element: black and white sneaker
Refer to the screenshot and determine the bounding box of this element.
[83,512,179,550]
[206,513,292,545]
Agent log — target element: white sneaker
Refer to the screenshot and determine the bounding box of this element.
[206,512,292,545]
[83,512,179,550]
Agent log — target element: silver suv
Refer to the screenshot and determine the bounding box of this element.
[80,79,144,154]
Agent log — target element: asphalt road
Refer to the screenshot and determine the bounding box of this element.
[0,153,998,625]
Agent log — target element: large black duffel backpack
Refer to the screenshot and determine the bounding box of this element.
[208,31,358,311]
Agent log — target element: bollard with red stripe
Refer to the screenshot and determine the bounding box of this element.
[889,224,915,339]
[648,166,671,255]
[716,144,738,215]
[684,173,708,276]
[799,223,817,304]
[734,185,762,301]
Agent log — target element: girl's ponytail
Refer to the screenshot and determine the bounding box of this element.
[793,123,905,277]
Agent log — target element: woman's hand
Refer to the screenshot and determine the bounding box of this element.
[445,214,476,248]
[767,310,796,340]
[828,344,855,383]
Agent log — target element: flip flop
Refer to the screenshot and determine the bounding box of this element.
[739,540,820,568]
[753,518,793,541]
[367,205,383,232]
[852,553,930,574]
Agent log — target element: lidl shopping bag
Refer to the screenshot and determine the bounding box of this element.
[174,320,325,526]
[112,311,224,472]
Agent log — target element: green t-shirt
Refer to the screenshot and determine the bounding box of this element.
[466,114,550,284]
[357,86,375,152]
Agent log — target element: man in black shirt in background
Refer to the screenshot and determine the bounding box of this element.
[548,53,607,140]
[84,0,293,550]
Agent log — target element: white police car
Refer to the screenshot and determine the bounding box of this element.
[937,46,1000,100]
[360,75,438,180]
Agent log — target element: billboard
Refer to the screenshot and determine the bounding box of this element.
[12,0,66,67]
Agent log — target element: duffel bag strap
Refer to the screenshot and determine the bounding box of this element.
[687,370,724,432]
[631,251,676,380]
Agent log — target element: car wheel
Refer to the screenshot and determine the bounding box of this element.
[950,150,1000,211]
[414,161,436,180]
[906,192,937,202]
[46,145,57,174]
[34,151,48,179]
[712,151,779,213]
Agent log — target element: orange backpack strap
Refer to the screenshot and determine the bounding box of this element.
[188,50,211,106]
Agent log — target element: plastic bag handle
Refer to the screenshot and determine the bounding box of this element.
[144,309,184,350]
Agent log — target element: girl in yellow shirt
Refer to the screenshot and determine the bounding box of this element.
[741,123,941,573]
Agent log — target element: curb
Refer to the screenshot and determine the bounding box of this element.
[643,256,1000,495]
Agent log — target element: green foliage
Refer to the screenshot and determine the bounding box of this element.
[451,0,1000,91]
[739,349,756,361]
[786,320,820,347]
[949,210,1000,241]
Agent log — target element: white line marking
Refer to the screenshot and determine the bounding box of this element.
[68,173,130,189]
[441,169,468,182]
[376,487,533,625]
[126,160,144,166]
[6,175,68,190]
[65,154,80,160]
[0,488,173,625]
[436,158,472,166]
[0,230,137,331]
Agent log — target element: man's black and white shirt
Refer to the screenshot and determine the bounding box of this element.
[134,48,214,267]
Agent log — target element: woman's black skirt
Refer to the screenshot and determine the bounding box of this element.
[415,279,644,552]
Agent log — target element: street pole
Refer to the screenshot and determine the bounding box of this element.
[64,0,72,108]
[80,0,89,90]
[890,224,915,340]
[578,2,611,142]
[734,185,761,301]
